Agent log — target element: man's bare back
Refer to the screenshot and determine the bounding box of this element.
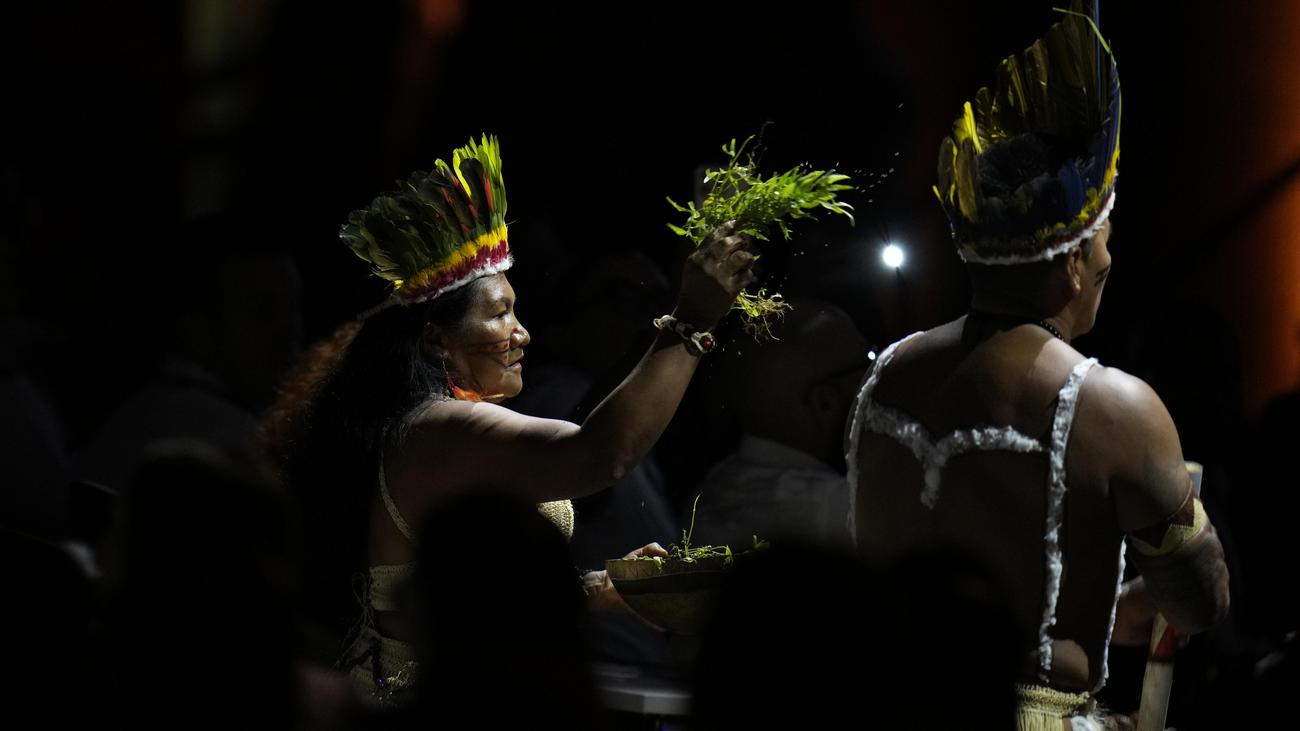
[853,317,1227,691]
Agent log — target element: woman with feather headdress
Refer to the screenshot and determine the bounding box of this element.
[262,135,755,707]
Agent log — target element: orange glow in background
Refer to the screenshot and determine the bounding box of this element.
[1186,2,1300,414]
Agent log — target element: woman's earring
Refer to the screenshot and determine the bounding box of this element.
[443,358,482,402]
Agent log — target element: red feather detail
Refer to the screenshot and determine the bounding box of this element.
[398,240,511,303]
[448,380,484,402]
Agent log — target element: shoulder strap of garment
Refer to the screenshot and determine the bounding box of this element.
[845,332,925,542]
[378,457,416,543]
[1035,357,1099,680]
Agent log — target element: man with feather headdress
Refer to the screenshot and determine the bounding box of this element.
[846,3,1229,728]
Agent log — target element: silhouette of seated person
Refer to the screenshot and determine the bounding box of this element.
[0,185,72,540]
[77,214,302,493]
[391,490,600,730]
[690,541,1018,730]
[688,297,870,550]
[100,441,305,729]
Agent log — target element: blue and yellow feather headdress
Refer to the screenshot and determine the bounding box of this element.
[935,2,1120,265]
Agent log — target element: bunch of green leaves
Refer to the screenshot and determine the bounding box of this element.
[634,493,770,569]
[667,136,854,337]
[674,492,718,563]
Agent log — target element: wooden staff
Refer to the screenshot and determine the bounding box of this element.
[1135,461,1202,731]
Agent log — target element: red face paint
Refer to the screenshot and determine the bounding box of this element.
[471,339,511,353]
[471,340,512,366]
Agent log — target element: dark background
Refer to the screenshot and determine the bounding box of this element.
[6,0,1298,440]
[5,1,1297,723]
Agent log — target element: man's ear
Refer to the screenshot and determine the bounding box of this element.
[1063,246,1084,295]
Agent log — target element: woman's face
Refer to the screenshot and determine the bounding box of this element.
[436,274,530,402]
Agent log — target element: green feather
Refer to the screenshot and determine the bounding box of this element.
[339,134,508,288]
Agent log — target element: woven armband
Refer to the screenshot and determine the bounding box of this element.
[1127,490,1209,558]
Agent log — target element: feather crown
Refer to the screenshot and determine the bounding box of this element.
[935,1,1120,265]
[340,134,511,304]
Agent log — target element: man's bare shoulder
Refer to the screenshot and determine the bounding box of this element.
[1077,364,1171,432]
[1076,363,1190,530]
[874,321,964,375]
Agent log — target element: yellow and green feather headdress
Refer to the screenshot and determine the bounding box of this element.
[935,1,1120,265]
[341,134,511,304]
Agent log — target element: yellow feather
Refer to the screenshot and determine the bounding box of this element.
[937,137,959,206]
[955,138,980,222]
[953,102,983,154]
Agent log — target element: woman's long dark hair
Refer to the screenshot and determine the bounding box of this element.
[262,281,480,657]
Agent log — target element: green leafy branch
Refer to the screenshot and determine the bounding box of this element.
[667,136,854,338]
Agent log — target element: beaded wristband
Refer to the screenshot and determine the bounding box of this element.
[653,315,716,356]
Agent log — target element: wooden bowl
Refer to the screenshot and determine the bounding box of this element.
[604,555,732,635]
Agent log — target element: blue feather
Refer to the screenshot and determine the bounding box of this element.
[1058,162,1085,216]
